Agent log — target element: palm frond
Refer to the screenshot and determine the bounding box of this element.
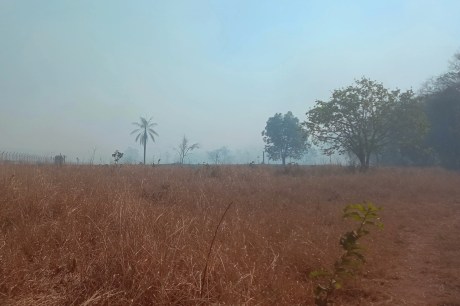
[140,117,148,126]
[148,131,156,141]
[148,128,159,136]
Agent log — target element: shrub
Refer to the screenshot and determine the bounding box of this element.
[310,202,383,306]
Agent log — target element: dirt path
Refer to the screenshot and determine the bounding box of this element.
[368,202,460,306]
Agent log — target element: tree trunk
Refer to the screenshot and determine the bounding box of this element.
[357,153,367,171]
[143,142,146,165]
[358,154,371,172]
[282,155,286,165]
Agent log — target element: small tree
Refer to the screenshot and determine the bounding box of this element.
[262,111,309,165]
[310,203,383,305]
[207,146,230,164]
[176,135,199,164]
[304,77,426,170]
[112,150,123,164]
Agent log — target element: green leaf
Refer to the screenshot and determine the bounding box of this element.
[311,202,383,302]
[343,211,364,221]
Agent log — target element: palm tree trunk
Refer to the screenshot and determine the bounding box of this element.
[143,142,146,165]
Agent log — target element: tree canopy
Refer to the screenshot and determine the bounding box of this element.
[131,117,158,165]
[421,53,460,169]
[207,146,231,164]
[262,111,309,165]
[304,77,428,170]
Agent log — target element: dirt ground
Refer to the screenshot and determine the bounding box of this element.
[347,171,460,306]
[0,165,459,305]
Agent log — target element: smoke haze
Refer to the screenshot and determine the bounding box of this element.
[1,1,459,163]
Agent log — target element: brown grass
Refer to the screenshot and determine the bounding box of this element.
[0,164,459,305]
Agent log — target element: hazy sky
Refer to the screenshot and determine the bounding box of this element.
[1,0,459,163]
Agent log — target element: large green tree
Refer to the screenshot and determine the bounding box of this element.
[262,111,309,165]
[304,77,427,170]
[131,117,159,164]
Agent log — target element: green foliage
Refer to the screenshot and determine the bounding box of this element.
[421,53,460,169]
[310,202,383,306]
[262,111,309,165]
[378,94,431,166]
[421,52,460,95]
[304,77,427,170]
[111,150,123,164]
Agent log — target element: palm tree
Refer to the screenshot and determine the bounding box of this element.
[131,117,159,164]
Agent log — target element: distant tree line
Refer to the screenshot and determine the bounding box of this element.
[0,152,72,165]
[377,52,460,169]
[0,152,53,164]
[416,53,460,169]
[263,52,460,170]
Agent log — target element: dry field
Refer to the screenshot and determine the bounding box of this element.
[0,164,459,305]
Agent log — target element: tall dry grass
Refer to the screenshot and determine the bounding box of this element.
[0,164,459,305]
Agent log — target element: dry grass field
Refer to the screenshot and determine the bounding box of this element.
[0,164,459,305]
